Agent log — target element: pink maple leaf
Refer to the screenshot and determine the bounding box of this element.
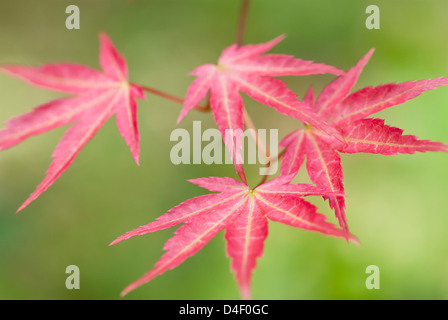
[0,33,145,212]
[280,49,448,232]
[178,35,345,165]
[110,175,357,299]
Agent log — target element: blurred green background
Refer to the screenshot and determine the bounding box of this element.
[0,0,447,300]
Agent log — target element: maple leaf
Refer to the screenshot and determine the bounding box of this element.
[0,33,145,212]
[110,175,357,299]
[280,49,448,232]
[178,35,346,164]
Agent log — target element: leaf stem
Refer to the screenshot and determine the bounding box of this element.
[236,0,251,46]
[243,108,286,187]
[139,85,210,112]
[256,148,286,187]
[243,108,269,159]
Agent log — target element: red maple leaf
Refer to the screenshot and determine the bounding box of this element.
[178,35,345,164]
[280,49,448,232]
[0,33,145,212]
[110,175,357,299]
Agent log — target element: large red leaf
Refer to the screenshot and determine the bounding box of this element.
[280,50,448,232]
[0,33,145,211]
[178,35,345,165]
[111,176,356,298]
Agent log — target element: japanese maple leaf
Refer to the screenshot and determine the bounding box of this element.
[178,35,345,163]
[110,175,357,299]
[0,33,145,212]
[280,49,448,232]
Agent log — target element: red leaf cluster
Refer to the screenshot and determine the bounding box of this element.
[1,34,447,298]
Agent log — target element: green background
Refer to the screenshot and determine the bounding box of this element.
[0,0,447,300]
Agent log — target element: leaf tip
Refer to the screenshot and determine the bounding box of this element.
[241,289,251,301]
[177,105,191,124]
[120,288,130,297]
[357,48,375,70]
[176,113,184,125]
[264,34,287,51]
[0,65,18,77]
[98,31,110,43]
[238,282,252,300]
[109,232,132,246]
[121,277,146,297]
[16,201,30,213]
[133,154,140,166]
[347,233,360,245]
[277,33,287,41]
[108,238,120,246]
